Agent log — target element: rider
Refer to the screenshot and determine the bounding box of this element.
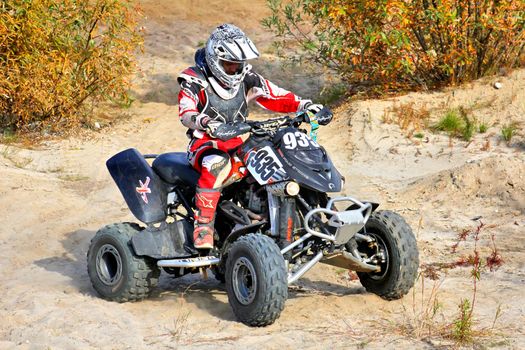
[177,23,323,249]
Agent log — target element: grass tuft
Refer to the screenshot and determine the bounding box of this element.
[501,122,518,143]
[435,109,462,133]
[478,122,488,133]
[433,107,480,141]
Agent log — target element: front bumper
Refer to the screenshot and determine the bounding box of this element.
[304,196,372,244]
[284,196,376,284]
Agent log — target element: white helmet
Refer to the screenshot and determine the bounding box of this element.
[205,24,259,90]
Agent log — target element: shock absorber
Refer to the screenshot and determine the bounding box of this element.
[279,196,295,260]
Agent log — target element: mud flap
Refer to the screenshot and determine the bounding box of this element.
[131,220,193,259]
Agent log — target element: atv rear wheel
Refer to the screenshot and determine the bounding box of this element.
[356,210,419,300]
[87,223,160,302]
[225,234,288,327]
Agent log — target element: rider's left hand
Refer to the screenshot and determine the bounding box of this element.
[305,103,323,115]
[303,103,333,126]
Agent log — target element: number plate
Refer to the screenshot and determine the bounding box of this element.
[282,131,320,150]
[246,146,285,185]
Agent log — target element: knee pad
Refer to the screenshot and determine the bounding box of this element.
[201,153,232,189]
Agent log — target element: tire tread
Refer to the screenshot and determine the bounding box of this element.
[87,222,160,302]
[358,211,419,300]
[226,234,288,327]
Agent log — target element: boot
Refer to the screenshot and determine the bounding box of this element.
[193,189,221,249]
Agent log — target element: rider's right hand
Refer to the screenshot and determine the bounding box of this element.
[304,103,323,115]
[204,120,224,138]
[205,121,251,141]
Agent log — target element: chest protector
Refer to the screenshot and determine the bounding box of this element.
[204,82,248,123]
[181,67,248,123]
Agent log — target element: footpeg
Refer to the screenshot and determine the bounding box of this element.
[157,255,220,268]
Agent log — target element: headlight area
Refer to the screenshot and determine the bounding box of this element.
[285,181,300,196]
[266,181,300,196]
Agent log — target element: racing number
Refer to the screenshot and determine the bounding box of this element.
[250,149,279,181]
[283,132,319,150]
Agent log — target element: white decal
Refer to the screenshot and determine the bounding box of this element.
[247,146,284,185]
[136,177,152,204]
[282,132,320,150]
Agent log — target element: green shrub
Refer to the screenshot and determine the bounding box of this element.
[263,0,525,93]
[0,0,143,133]
[452,299,473,343]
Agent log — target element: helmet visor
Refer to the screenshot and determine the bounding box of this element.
[219,59,245,76]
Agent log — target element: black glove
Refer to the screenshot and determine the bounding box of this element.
[303,104,333,126]
[204,119,223,137]
[305,103,323,114]
[315,107,333,125]
[206,121,251,141]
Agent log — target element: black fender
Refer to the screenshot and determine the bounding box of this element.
[220,221,268,257]
[106,148,167,224]
[346,201,380,213]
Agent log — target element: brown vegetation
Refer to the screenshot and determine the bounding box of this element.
[264,0,525,92]
[0,0,142,133]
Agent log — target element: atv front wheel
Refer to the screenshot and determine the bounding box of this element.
[87,223,160,302]
[356,210,419,300]
[225,234,288,326]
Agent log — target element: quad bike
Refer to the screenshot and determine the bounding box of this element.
[87,108,419,326]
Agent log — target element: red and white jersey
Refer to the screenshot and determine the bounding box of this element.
[178,67,311,135]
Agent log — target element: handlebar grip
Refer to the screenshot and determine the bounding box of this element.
[213,122,252,141]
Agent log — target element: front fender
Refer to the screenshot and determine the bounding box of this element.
[221,221,268,256]
[346,201,380,213]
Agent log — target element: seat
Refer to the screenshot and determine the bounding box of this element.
[152,152,199,187]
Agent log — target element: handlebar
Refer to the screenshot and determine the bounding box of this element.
[246,112,307,133]
[213,107,332,141]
